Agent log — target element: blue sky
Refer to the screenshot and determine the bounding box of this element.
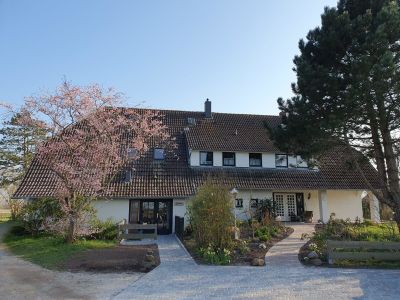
[0,0,337,115]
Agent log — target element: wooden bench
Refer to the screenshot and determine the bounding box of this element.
[327,240,400,264]
[118,223,157,240]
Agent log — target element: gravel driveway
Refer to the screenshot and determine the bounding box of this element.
[0,223,142,300]
[2,222,400,299]
[114,224,400,300]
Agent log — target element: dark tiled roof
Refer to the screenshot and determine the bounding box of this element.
[185,113,281,152]
[13,108,380,199]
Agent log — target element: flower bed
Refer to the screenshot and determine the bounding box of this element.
[182,221,293,266]
[299,217,400,268]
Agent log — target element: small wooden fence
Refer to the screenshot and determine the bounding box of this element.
[327,240,400,264]
[118,223,157,240]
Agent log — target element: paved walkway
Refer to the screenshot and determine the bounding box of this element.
[114,224,400,300]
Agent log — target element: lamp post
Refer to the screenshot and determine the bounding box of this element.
[230,187,239,239]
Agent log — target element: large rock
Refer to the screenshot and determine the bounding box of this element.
[307,251,319,259]
[310,258,323,266]
[251,258,265,266]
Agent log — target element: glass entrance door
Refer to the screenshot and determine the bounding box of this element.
[274,193,297,221]
[129,199,172,235]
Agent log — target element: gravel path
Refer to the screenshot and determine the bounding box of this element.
[114,224,400,300]
[0,222,142,300]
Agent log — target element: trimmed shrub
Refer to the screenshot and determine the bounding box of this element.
[187,181,234,251]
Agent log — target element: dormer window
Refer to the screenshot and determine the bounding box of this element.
[200,151,213,166]
[275,154,288,168]
[154,148,165,160]
[249,153,262,167]
[124,168,132,183]
[223,152,235,166]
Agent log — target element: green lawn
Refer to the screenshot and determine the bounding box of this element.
[3,232,116,270]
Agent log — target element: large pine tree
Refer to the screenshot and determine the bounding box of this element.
[0,113,46,186]
[271,0,400,227]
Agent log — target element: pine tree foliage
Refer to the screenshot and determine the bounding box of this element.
[270,0,400,226]
[0,113,46,186]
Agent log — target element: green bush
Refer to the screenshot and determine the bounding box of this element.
[89,218,118,240]
[18,198,63,235]
[197,246,231,265]
[187,181,234,251]
[259,234,271,242]
[255,225,283,241]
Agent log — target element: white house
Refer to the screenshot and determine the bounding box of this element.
[14,100,381,234]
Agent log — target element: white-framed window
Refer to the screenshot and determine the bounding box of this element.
[275,154,288,168]
[249,153,262,167]
[223,152,235,166]
[235,198,243,208]
[154,148,165,160]
[200,151,213,166]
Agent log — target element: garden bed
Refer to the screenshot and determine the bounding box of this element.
[181,224,293,266]
[299,220,400,269]
[65,244,160,272]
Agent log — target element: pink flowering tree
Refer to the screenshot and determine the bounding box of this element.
[7,81,171,242]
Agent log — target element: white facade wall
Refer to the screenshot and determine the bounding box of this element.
[93,190,366,232]
[214,151,223,166]
[288,155,297,168]
[303,190,321,222]
[236,152,249,168]
[94,199,130,223]
[234,189,364,223]
[234,190,273,220]
[188,150,308,169]
[262,153,275,168]
[190,150,200,166]
[326,190,364,221]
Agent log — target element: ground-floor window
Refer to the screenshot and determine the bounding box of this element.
[235,198,243,208]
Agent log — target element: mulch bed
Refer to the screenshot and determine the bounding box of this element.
[182,226,294,266]
[65,244,160,273]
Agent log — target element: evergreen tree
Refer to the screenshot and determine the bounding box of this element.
[270,0,400,227]
[0,113,46,185]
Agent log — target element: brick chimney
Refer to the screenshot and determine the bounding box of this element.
[204,99,212,118]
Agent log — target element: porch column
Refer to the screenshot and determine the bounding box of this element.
[318,190,329,223]
[369,193,381,223]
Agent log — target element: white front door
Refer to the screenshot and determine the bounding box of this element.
[274,193,297,221]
